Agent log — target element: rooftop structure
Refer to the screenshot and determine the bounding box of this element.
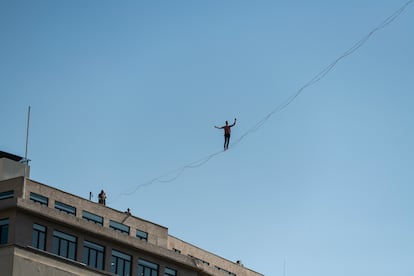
[0,151,263,276]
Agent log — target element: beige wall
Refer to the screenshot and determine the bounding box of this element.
[0,177,24,198]
[1,245,109,276]
[0,245,14,276]
[0,158,29,182]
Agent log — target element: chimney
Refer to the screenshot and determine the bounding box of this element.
[0,151,30,181]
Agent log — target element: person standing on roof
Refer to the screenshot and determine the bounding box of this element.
[215,118,236,150]
[98,190,106,205]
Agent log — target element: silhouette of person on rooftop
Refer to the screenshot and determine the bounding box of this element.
[98,190,106,205]
[215,118,236,150]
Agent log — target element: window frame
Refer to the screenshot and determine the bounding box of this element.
[32,223,46,250]
[188,255,210,266]
[138,259,159,276]
[165,267,177,276]
[111,249,131,276]
[109,220,130,235]
[83,240,105,270]
[136,229,148,242]
[215,266,236,276]
[0,190,14,200]
[82,210,103,226]
[0,218,9,244]
[55,201,76,216]
[52,230,77,260]
[30,192,49,206]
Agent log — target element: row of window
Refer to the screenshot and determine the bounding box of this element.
[1,191,148,243]
[30,192,76,216]
[3,191,238,276]
[31,223,176,276]
[29,192,148,241]
[2,218,176,276]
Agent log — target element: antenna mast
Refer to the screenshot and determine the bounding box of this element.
[24,106,31,164]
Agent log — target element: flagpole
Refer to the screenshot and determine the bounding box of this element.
[23,106,31,198]
[25,105,31,165]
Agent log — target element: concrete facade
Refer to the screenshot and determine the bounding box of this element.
[0,153,263,276]
[0,152,30,182]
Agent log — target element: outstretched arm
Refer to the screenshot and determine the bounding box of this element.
[214,126,222,129]
[230,118,237,127]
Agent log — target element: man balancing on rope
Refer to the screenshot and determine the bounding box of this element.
[215,118,236,150]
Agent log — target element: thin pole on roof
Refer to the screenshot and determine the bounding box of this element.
[24,105,31,165]
[23,106,31,198]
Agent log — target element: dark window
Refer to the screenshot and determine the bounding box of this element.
[52,230,77,260]
[30,192,48,206]
[0,190,14,200]
[0,218,9,244]
[136,229,148,241]
[83,240,104,270]
[138,259,159,276]
[109,220,130,235]
[165,267,177,276]
[173,248,181,254]
[82,210,103,226]
[55,201,76,216]
[111,249,131,276]
[188,255,209,266]
[215,266,236,276]
[32,223,46,250]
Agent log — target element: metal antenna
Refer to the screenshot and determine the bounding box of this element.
[24,105,31,165]
[23,106,31,198]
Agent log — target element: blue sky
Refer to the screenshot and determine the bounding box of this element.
[1,1,413,275]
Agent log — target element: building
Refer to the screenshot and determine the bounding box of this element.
[0,151,263,276]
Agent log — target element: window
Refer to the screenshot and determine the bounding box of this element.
[136,229,148,242]
[30,192,48,206]
[165,267,177,276]
[82,210,103,226]
[111,249,131,276]
[55,201,76,216]
[52,230,77,260]
[0,218,9,244]
[0,190,14,200]
[109,220,130,235]
[173,248,181,254]
[83,240,105,270]
[138,259,159,276]
[215,266,236,276]
[188,255,209,266]
[32,223,46,250]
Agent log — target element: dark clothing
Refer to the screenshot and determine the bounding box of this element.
[98,190,106,205]
[224,134,230,149]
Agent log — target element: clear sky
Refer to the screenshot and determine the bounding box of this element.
[1,1,413,275]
